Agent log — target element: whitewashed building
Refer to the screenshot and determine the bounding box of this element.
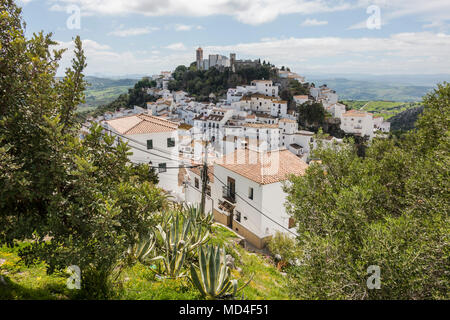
[340,110,374,138]
[211,149,308,248]
[104,114,184,198]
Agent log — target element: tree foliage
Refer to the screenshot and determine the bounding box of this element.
[168,63,277,101]
[284,83,450,299]
[0,1,165,298]
[297,101,326,130]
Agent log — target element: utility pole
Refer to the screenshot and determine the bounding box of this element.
[200,141,209,215]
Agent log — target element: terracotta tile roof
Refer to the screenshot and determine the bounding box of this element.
[216,149,308,185]
[343,110,369,117]
[244,123,279,129]
[279,118,297,123]
[178,123,193,130]
[272,100,288,104]
[106,114,178,135]
[189,165,214,183]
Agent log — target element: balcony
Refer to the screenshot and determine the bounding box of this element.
[222,185,236,204]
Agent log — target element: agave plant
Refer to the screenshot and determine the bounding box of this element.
[126,232,157,264]
[157,212,210,253]
[149,209,212,278]
[184,204,214,228]
[190,245,252,300]
[152,223,188,278]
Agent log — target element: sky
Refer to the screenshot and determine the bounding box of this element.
[17,0,450,78]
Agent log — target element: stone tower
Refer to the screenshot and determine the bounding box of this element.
[230,53,236,72]
[196,47,203,70]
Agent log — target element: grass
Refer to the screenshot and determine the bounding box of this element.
[341,100,422,120]
[0,225,290,300]
[77,85,131,112]
[0,243,73,299]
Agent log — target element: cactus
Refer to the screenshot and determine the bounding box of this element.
[189,245,252,300]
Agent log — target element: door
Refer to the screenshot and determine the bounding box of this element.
[227,177,236,203]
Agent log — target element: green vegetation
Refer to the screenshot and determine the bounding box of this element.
[389,105,425,132]
[0,225,289,300]
[298,101,327,130]
[168,63,278,102]
[79,77,158,118]
[280,79,310,110]
[77,77,138,112]
[311,78,433,101]
[342,100,422,120]
[190,245,251,300]
[284,82,450,299]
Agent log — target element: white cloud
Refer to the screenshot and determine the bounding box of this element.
[350,0,450,30]
[54,39,193,76]
[53,32,450,77]
[174,24,192,31]
[47,0,352,25]
[108,26,159,37]
[205,32,450,74]
[301,18,328,26]
[165,42,187,50]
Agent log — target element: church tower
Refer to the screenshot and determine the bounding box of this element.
[230,53,236,72]
[196,47,203,70]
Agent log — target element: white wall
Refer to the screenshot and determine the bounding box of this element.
[108,129,183,197]
[185,171,213,214]
[212,165,263,236]
[261,182,292,235]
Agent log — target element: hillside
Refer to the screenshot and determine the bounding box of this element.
[309,78,433,101]
[342,100,423,120]
[389,105,425,132]
[78,77,139,112]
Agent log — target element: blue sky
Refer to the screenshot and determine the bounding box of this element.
[18,0,450,77]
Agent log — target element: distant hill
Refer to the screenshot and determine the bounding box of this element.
[342,100,423,120]
[308,78,433,101]
[78,77,139,112]
[389,105,425,132]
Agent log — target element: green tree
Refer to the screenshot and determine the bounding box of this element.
[0,1,166,298]
[297,101,326,130]
[284,83,450,299]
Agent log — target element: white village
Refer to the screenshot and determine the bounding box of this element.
[81,48,391,249]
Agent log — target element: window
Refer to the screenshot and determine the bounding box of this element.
[158,163,167,173]
[248,187,254,200]
[195,177,199,189]
[147,139,153,149]
[235,211,241,223]
[167,138,175,148]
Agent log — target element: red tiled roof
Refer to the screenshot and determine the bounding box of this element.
[215,149,308,185]
[106,114,178,134]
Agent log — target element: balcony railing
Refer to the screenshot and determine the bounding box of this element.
[222,185,236,203]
